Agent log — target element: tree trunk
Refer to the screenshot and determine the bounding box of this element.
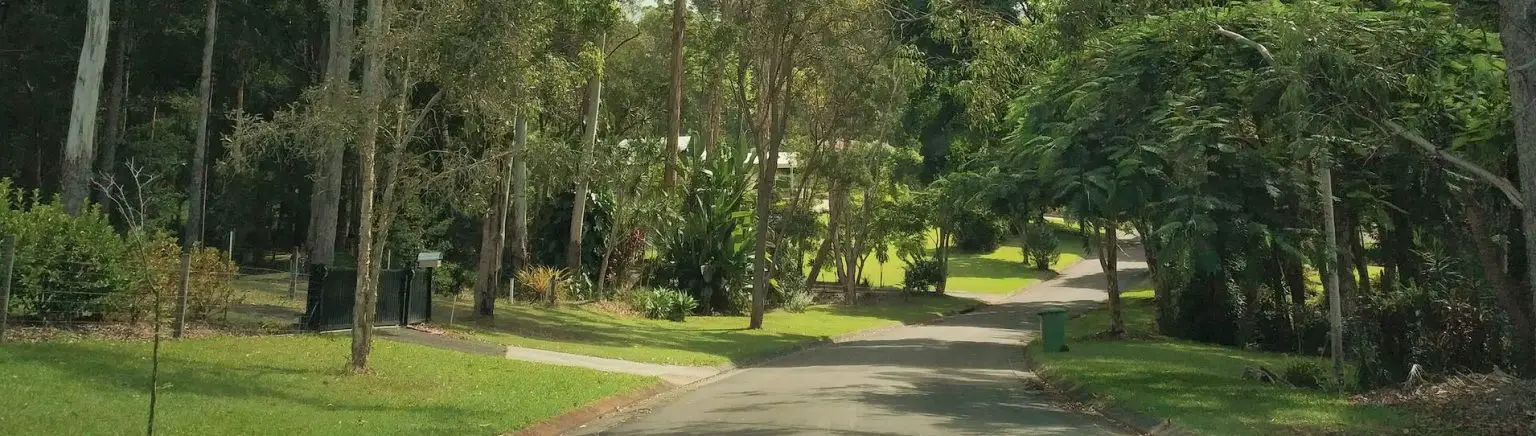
[473,209,498,316]
[349,0,386,374]
[664,0,686,187]
[1335,212,1358,314]
[750,40,794,328]
[1497,0,1536,356]
[309,0,355,266]
[473,205,500,311]
[597,243,615,299]
[1099,223,1124,335]
[96,13,130,207]
[936,225,950,294]
[510,114,530,273]
[567,34,605,273]
[805,174,842,287]
[702,58,723,155]
[1318,156,1346,383]
[491,151,512,295]
[61,0,112,216]
[1353,226,1371,295]
[1465,200,1536,376]
[803,189,839,292]
[183,0,217,249]
[1137,221,1174,334]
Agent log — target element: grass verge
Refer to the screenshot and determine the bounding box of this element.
[438,293,982,367]
[1028,286,1409,435]
[0,335,655,435]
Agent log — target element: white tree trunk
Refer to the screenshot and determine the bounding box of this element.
[61,0,112,215]
[510,114,530,272]
[567,33,605,275]
[183,0,218,248]
[308,0,355,266]
[1319,155,1345,383]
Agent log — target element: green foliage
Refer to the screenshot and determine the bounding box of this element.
[902,258,946,294]
[121,233,241,323]
[976,0,1525,382]
[1021,219,1062,270]
[515,266,571,304]
[951,210,1003,253]
[632,287,698,322]
[1283,360,1328,390]
[530,192,611,277]
[654,142,755,314]
[0,180,131,321]
[432,261,473,295]
[779,289,816,313]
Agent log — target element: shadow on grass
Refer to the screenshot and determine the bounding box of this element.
[435,294,982,366]
[435,300,820,365]
[1037,340,1406,433]
[945,255,1051,281]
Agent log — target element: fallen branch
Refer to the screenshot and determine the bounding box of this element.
[1214,25,1274,63]
[1384,120,1525,210]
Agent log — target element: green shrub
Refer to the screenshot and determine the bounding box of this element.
[515,266,570,304]
[632,288,697,321]
[903,258,946,293]
[952,211,1004,253]
[0,181,131,322]
[431,261,472,295]
[119,233,241,323]
[1021,220,1062,270]
[780,290,815,313]
[1283,361,1328,389]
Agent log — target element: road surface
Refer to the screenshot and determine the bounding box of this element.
[583,256,1147,436]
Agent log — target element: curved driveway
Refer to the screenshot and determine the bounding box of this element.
[584,257,1147,436]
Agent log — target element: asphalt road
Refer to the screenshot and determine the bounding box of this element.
[584,257,1147,436]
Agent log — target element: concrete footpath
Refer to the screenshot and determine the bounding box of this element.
[577,256,1149,436]
[377,328,717,385]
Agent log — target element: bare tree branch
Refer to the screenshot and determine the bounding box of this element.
[1384,120,1525,209]
[1214,25,1274,63]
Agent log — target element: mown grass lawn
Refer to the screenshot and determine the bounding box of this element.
[438,293,982,366]
[820,220,1088,294]
[1029,286,1409,435]
[0,335,655,435]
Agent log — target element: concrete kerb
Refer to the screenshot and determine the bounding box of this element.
[511,381,674,436]
[518,298,990,436]
[1020,338,1196,436]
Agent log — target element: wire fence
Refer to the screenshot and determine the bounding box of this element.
[0,241,312,343]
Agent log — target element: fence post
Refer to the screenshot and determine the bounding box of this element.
[0,237,15,343]
[287,248,299,299]
[173,251,191,338]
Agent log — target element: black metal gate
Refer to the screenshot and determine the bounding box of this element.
[303,266,433,331]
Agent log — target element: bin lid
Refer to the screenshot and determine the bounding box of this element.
[1037,307,1067,315]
